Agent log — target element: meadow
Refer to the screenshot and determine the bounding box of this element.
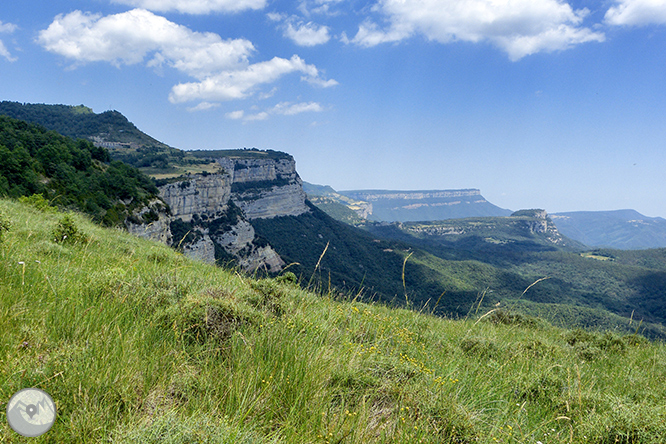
[1,198,665,443]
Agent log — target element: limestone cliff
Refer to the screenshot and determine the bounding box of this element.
[158,174,232,222]
[332,188,511,222]
[393,209,584,251]
[127,151,307,272]
[223,157,308,219]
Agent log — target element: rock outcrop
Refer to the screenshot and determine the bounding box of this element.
[127,151,307,272]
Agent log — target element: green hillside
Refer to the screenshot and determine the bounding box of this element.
[0,101,220,179]
[0,115,159,226]
[2,198,666,443]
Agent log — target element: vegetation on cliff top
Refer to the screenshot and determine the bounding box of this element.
[2,198,666,443]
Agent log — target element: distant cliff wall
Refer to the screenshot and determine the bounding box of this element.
[337,188,511,222]
[341,189,482,201]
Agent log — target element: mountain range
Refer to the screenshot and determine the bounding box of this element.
[304,180,666,251]
[552,210,666,250]
[2,102,666,338]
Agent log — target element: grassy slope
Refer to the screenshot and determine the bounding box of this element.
[2,198,666,443]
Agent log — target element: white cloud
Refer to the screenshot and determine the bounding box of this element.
[169,55,336,103]
[244,111,269,121]
[225,110,245,119]
[349,0,604,60]
[0,20,17,62]
[187,102,220,112]
[37,9,253,76]
[267,12,287,22]
[272,101,323,115]
[269,14,331,46]
[38,9,336,106]
[0,41,16,62]
[111,0,267,14]
[298,0,344,16]
[284,21,331,46]
[605,0,666,26]
[0,21,18,34]
[228,101,324,122]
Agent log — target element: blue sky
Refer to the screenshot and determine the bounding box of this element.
[1,0,665,217]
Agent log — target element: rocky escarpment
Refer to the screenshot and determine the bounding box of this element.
[159,174,232,222]
[128,152,308,272]
[390,209,585,252]
[221,157,308,219]
[335,188,511,222]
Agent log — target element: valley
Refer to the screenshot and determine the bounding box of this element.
[1,102,666,339]
[1,101,666,443]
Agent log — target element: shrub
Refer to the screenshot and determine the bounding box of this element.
[459,336,500,359]
[18,193,57,213]
[276,271,298,286]
[156,293,264,345]
[486,308,538,327]
[52,214,87,244]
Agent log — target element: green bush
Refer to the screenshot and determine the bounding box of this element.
[52,214,87,244]
[18,193,57,213]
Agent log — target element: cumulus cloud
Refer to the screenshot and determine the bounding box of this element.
[169,55,335,103]
[284,21,331,46]
[605,0,666,26]
[37,9,253,75]
[244,111,269,121]
[298,0,345,16]
[348,0,604,60]
[37,9,336,106]
[0,21,18,34]
[225,110,245,119]
[111,0,267,14]
[0,41,15,62]
[272,101,323,115]
[187,102,220,112]
[269,14,331,46]
[0,20,18,62]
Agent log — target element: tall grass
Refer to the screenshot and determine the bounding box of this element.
[1,198,665,443]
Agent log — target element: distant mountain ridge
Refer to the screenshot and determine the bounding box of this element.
[304,183,511,222]
[552,210,666,250]
[339,188,512,221]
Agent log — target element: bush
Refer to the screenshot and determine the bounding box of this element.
[486,308,538,327]
[18,193,57,213]
[276,271,298,286]
[52,214,87,244]
[156,292,264,345]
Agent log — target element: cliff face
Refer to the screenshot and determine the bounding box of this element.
[335,188,511,222]
[159,174,232,222]
[223,157,308,219]
[127,153,307,272]
[390,209,585,252]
